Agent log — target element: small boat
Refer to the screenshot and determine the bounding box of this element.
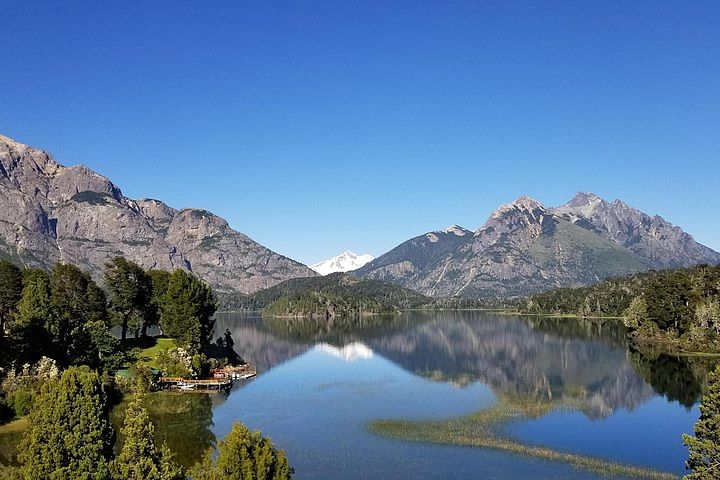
[179,383,197,390]
[238,372,256,380]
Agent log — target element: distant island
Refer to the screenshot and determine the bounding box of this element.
[224,273,429,318]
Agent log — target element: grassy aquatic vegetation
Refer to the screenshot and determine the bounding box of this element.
[369,397,678,480]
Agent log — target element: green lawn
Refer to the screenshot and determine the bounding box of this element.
[0,417,27,435]
[125,336,177,369]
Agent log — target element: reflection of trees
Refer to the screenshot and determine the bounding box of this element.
[111,393,215,469]
[213,314,310,372]
[213,312,433,371]
[261,314,428,345]
[629,349,716,408]
[526,316,627,349]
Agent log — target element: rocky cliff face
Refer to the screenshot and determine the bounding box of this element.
[357,193,720,297]
[0,134,316,294]
[551,192,720,268]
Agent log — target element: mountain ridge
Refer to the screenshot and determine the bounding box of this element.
[356,192,720,298]
[0,133,317,294]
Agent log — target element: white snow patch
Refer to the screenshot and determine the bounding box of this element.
[311,251,374,275]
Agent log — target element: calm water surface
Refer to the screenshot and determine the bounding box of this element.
[207,311,703,479]
[2,311,709,479]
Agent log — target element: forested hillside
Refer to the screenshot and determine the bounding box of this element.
[522,264,720,352]
[220,273,430,313]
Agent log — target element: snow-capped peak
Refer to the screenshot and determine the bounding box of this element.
[310,251,374,275]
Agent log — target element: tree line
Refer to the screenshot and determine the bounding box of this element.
[222,272,430,312]
[521,264,720,353]
[0,257,216,374]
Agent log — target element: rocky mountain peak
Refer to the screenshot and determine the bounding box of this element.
[443,225,471,236]
[0,133,316,295]
[0,135,61,190]
[509,195,544,210]
[479,196,547,234]
[552,192,607,220]
[357,191,719,298]
[568,191,606,207]
[550,192,720,268]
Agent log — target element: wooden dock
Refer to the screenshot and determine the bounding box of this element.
[159,377,233,390]
[157,364,257,392]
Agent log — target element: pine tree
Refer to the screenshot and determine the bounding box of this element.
[48,263,108,365]
[0,260,23,334]
[112,396,183,480]
[683,365,720,479]
[19,366,114,480]
[189,422,293,480]
[104,257,151,342]
[161,270,216,353]
[6,269,52,365]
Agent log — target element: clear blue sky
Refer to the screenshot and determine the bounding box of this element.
[1,1,719,265]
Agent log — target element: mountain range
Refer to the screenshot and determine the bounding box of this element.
[0,134,316,295]
[2,133,718,300]
[311,251,374,275]
[355,194,720,297]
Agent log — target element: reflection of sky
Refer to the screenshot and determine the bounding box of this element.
[506,396,698,475]
[208,311,699,478]
[212,348,620,479]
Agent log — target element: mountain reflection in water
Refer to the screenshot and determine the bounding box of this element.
[208,311,712,478]
[215,311,708,418]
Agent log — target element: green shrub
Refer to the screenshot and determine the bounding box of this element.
[7,389,33,417]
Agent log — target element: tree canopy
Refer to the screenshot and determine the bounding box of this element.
[18,366,114,480]
[49,263,108,366]
[190,422,293,480]
[105,257,151,342]
[683,365,720,479]
[0,260,23,334]
[112,396,183,480]
[161,270,217,354]
[6,269,52,365]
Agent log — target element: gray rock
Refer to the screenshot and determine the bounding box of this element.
[551,192,720,268]
[358,194,719,298]
[0,134,316,294]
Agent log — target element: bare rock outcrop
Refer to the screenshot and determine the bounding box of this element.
[0,134,316,294]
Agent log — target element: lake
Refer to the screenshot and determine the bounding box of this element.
[2,311,709,478]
